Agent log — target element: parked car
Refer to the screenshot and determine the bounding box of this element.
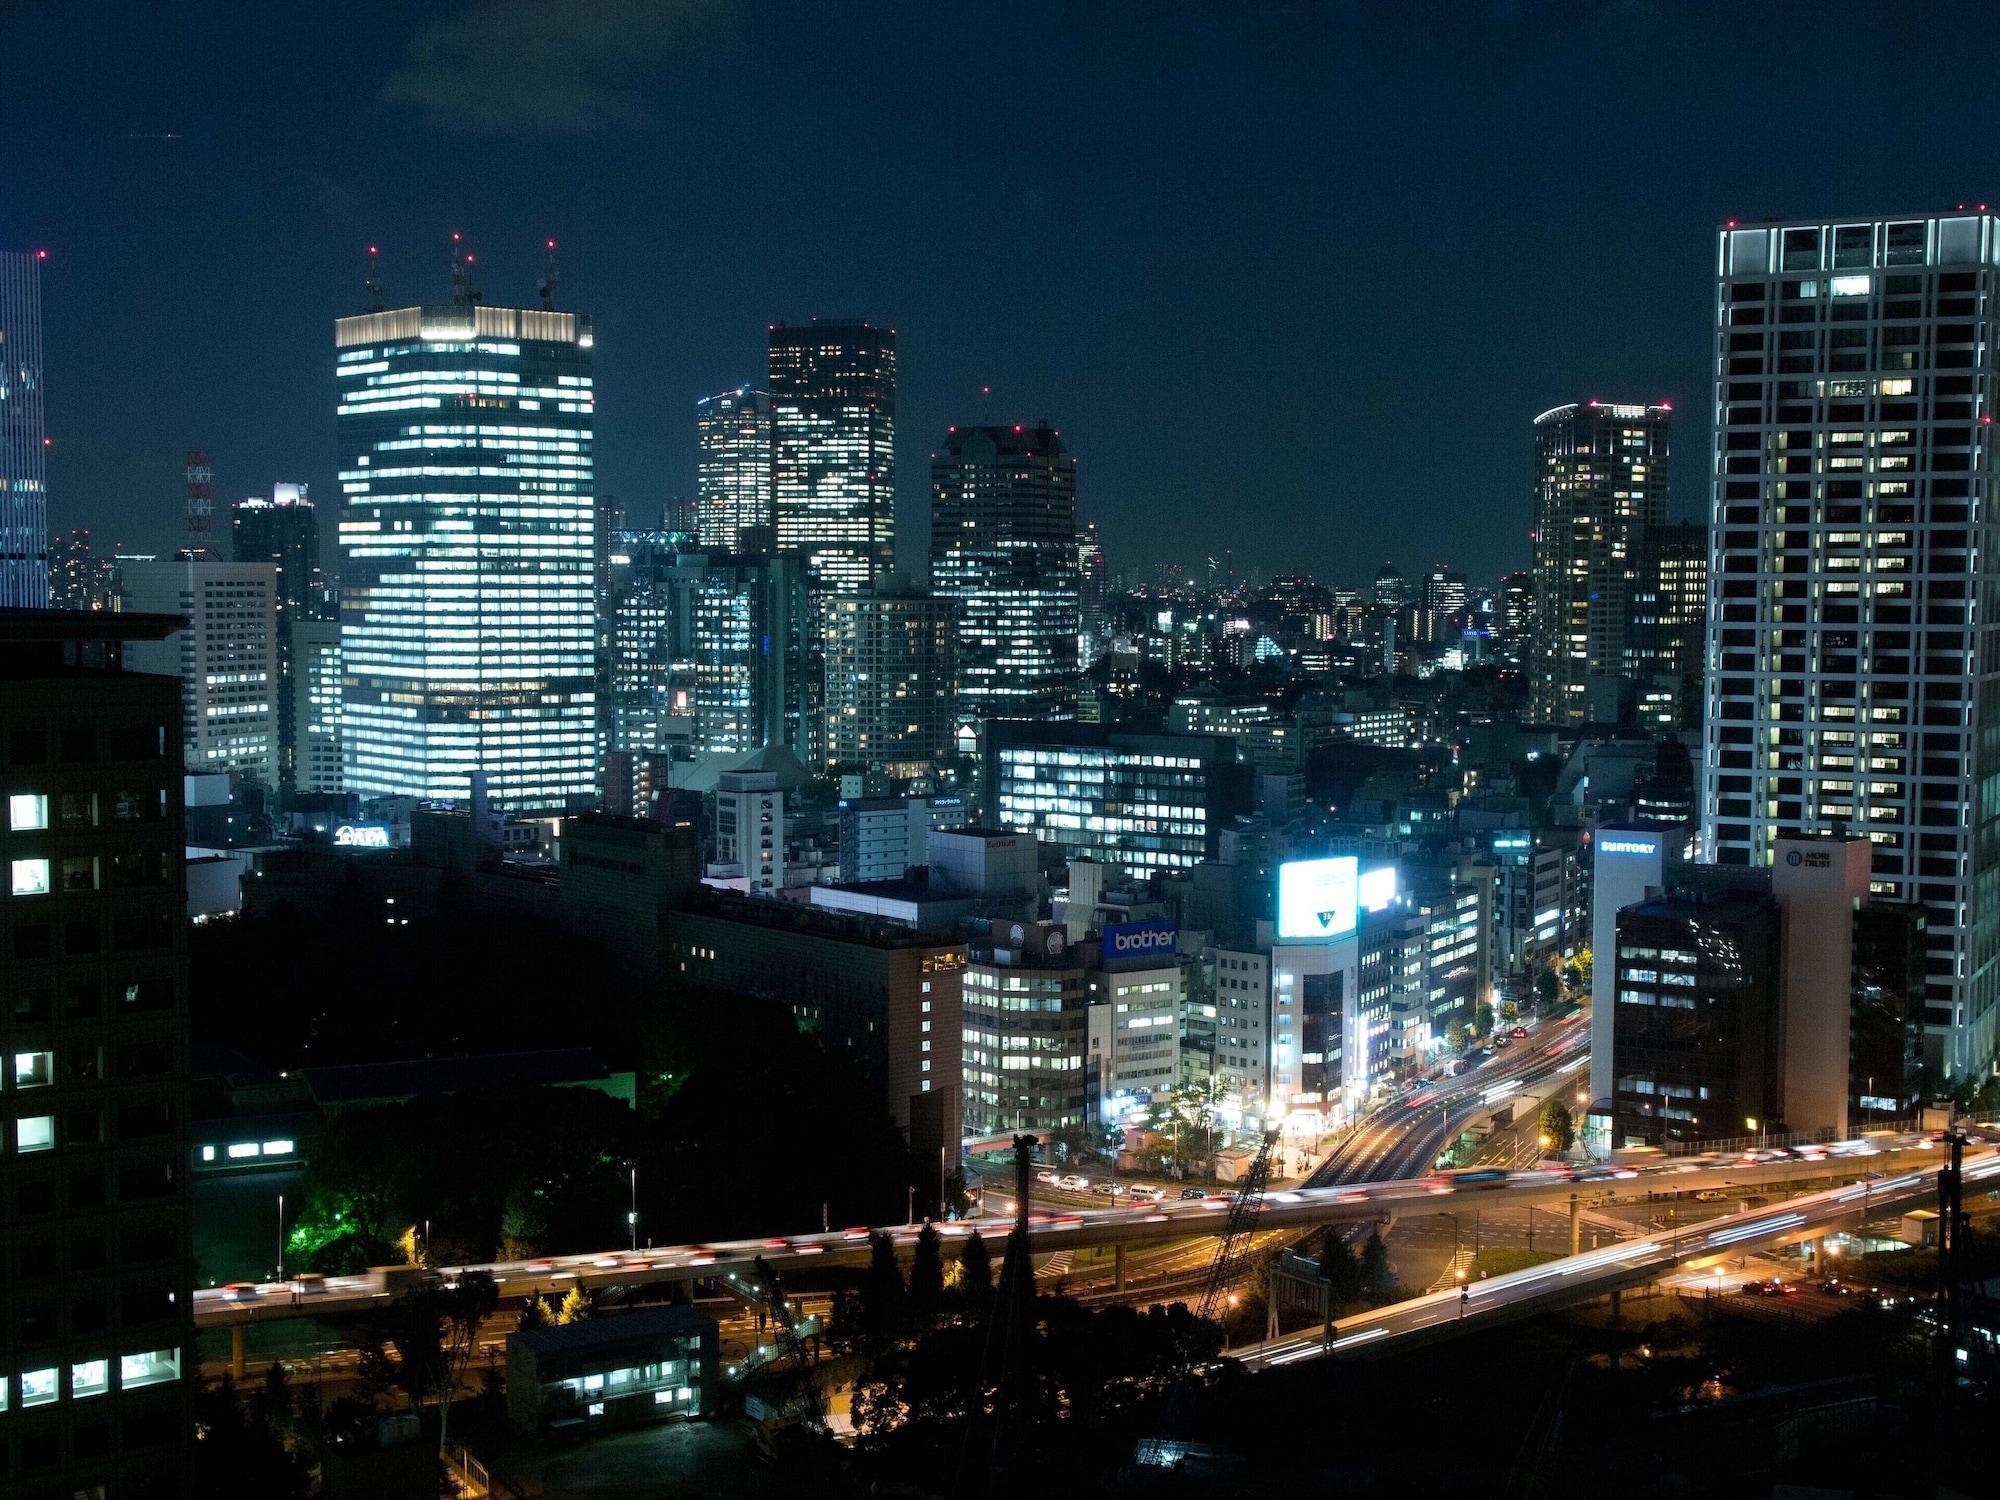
[1179,1186,1206,1200]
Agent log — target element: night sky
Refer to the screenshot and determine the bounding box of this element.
[2,0,1993,586]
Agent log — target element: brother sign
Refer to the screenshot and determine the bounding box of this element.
[1103,919,1178,969]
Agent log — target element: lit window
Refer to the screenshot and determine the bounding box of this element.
[226,1143,258,1159]
[262,1139,295,1156]
[120,1348,181,1389]
[17,1115,54,1152]
[14,1051,53,1088]
[11,857,51,896]
[201,1146,216,1161]
[71,1359,109,1398]
[9,793,48,830]
[22,1368,58,1406]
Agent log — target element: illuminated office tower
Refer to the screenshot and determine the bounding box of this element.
[334,293,596,813]
[292,619,344,795]
[1076,521,1108,666]
[1530,400,1671,721]
[1702,211,2000,1075]
[1631,519,1708,728]
[930,422,1081,723]
[48,528,114,611]
[768,319,896,594]
[823,582,955,774]
[0,249,50,606]
[695,386,771,551]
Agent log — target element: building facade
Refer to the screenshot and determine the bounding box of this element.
[1700,211,2000,1076]
[0,251,49,608]
[694,386,771,552]
[48,531,114,613]
[334,300,596,813]
[291,619,344,796]
[119,559,282,787]
[822,584,955,774]
[962,922,1089,1138]
[1531,400,1671,722]
[1,610,195,1496]
[930,423,1081,724]
[768,320,896,596]
[232,484,324,792]
[983,723,1252,876]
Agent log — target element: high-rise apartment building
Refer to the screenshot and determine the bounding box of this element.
[1,609,195,1496]
[0,250,50,607]
[822,583,955,774]
[1702,211,2000,1075]
[1531,401,1671,721]
[1076,522,1108,667]
[334,297,596,813]
[232,484,324,792]
[694,386,771,552]
[768,320,896,595]
[1421,565,1468,622]
[930,422,1080,724]
[119,559,282,787]
[1631,519,1709,728]
[1492,571,1533,662]
[48,530,114,612]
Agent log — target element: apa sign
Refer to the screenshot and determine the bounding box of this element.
[1103,919,1178,968]
[333,822,391,849]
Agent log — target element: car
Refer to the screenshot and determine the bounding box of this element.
[1494,1035,1512,1049]
[1058,1175,1089,1191]
[762,1238,788,1249]
[1091,1181,1125,1196]
[790,1242,826,1255]
[1179,1186,1206,1200]
[1035,1170,1059,1185]
[291,1274,328,1295]
[1817,1278,1853,1296]
[1694,1189,1729,1202]
[1855,1288,1899,1310]
[1128,1186,1163,1203]
[221,1283,260,1301]
[1510,1025,1529,1039]
[843,1226,871,1241]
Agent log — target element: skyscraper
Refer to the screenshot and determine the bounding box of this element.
[1631,519,1708,728]
[930,422,1080,723]
[293,619,344,796]
[1,608,196,1496]
[1421,565,1468,622]
[1702,210,2000,1076]
[0,250,50,607]
[1076,521,1108,666]
[1530,400,1671,721]
[120,558,282,787]
[48,528,114,611]
[823,582,955,774]
[1371,561,1407,610]
[768,319,896,594]
[233,484,324,792]
[695,386,771,551]
[334,294,596,813]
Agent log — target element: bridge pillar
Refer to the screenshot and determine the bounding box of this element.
[231,1324,247,1381]
[1114,1243,1126,1293]
[1610,1287,1622,1321]
[1568,1194,1581,1257]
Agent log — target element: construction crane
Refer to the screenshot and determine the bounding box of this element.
[747,1254,826,1448]
[1194,1127,1280,1323]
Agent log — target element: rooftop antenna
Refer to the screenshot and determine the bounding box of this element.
[449,231,481,307]
[364,244,384,312]
[980,384,992,424]
[538,239,559,311]
[184,450,213,535]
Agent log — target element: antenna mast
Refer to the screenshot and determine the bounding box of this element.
[450,232,481,307]
[184,450,213,535]
[365,244,384,312]
[538,239,559,311]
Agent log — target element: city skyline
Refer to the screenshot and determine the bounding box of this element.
[11,3,1996,585]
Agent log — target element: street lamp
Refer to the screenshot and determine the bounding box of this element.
[277,1193,285,1283]
[1456,1268,1468,1320]
[629,1166,638,1253]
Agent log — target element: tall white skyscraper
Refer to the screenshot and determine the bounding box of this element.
[0,249,50,606]
[1702,211,2000,1077]
[334,296,596,813]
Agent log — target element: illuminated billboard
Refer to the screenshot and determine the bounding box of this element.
[1277,856,1358,942]
[1358,865,1397,914]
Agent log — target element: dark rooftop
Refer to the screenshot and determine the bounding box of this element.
[301,1048,616,1106]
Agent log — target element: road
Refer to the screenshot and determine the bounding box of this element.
[1238,1143,2000,1369]
[195,1126,1973,1330]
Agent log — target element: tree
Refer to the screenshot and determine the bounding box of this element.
[498,1180,550,1260]
[1358,1226,1397,1306]
[1320,1228,1362,1312]
[861,1232,907,1354]
[908,1223,944,1331]
[193,1375,312,1500]
[556,1284,594,1325]
[956,1230,993,1312]
[431,1271,499,1457]
[1445,1020,1470,1055]
[1566,948,1593,991]
[1533,967,1560,1012]
[516,1293,554,1331]
[1498,1000,1520,1025]
[353,1331,398,1413]
[1539,1098,1576,1156]
[1474,1001,1495,1039]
